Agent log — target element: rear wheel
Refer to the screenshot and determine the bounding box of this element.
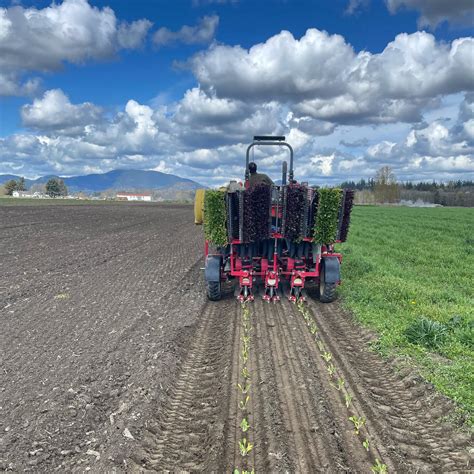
[206,280,221,301]
[319,265,337,303]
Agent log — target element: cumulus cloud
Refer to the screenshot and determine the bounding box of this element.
[21,89,103,135]
[386,0,474,28]
[117,19,153,49]
[287,114,337,136]
[0,73,40,96]
[2,93,472,184]
[153,15,218,47]
[0,0,152,96]
[1,27,473,185]
[190,29,473,124]
[174,87,251,126]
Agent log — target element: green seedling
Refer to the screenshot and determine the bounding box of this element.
[241,366,250,379]
[326,363,336,376]
[239,438,253,456]
[310,324,318,335]
[241,348,249,363]
[322,351,332,363]
[362,438,370,451]
[331,378,345,391]
[240,418,250,433]
[237,382,251,394]
[243,321,252,333]
[317,340,324,351]
[344,393,353,408]
[349,415,366,435]
[371,459,388,473]
[239,396,250,410]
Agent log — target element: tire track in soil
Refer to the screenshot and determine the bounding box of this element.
[0,204,206,471]
[306,298,473,473]
[130,293,238,472]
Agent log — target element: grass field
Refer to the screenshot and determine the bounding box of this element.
[339,206,474,424]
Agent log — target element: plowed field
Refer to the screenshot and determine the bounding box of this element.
[0,203,471,472]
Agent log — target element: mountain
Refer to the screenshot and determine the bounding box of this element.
[0,169,204,193]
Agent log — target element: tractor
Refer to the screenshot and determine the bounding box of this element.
[195,136,354,303]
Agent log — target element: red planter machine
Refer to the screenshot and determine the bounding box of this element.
[204,136,349,303]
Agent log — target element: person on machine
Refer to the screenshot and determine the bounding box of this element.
[248,162,273,187]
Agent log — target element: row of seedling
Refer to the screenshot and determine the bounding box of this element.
[297,302,388,474]
[234,303,255,474]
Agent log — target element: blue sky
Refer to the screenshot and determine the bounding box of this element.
[0,0,473,185]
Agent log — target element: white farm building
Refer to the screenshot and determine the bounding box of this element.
[116,192,152,202]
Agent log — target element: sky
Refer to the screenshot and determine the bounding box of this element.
[0,0,473,186]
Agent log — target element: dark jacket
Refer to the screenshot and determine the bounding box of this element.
[248,172,273,187]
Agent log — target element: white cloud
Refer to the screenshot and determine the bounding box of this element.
[117,19,153,49]
[3,90,473,184]
[386,0,474,28]
[345,0,369,14]
[175,87,251,125]
[153,15,218,47]
[1,27,473,185]
[21,89,103,134]
[0,73,40,96]
[190,29,474,124]
[0,0,152,96]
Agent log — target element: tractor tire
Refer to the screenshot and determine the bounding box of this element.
[319,265,337,303]
[206,280,221,301]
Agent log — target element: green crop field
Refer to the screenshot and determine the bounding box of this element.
[338,206,474,425]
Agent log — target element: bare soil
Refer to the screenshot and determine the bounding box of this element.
[0,203,471,472]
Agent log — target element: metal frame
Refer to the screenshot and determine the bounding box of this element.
[245,136,294,182]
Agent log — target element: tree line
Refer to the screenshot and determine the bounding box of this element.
[340,178,474,192]
[2,177,68,198]
[340,167,474,207]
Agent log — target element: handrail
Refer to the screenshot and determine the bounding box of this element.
[245,140,294,181]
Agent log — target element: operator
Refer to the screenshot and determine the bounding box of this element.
[248,162,273,187]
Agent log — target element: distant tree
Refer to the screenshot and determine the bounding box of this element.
[58,179,68,196]
[29,183,46,194]
[4,179,18,196]
[374,166,400,203]
[17,177,26,191]
[46,178,68,197]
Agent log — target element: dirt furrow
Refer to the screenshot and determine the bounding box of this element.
[131,296,237,472]
[306,298,472,472]
[248,302,294,472]
[276,300,381,471]
[239,299,371,472]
